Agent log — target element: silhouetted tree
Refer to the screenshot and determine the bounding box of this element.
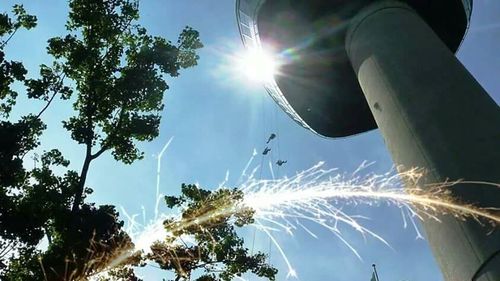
[1,2,277,281]
[148,184,277,281]
[26,0,202,212]
[0,1,201,280]
[0,4,46,272]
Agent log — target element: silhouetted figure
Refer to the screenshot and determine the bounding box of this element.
[276,160,287,166]
[262,147,271,155]
[266,133,276,144]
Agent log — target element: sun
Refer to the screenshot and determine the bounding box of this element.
[236,48,278,83]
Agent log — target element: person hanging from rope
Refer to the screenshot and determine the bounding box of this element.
[266,133,276,144]
[276,159,287,166]
[262,147,271,155]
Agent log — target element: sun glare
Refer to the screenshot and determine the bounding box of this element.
[237,48,278,83]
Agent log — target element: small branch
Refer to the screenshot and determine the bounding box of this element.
[44,227,53,245]
[90,105,126,160]
[90,144,107,160]
[36,74,66,119]
[0,241,15,259]
[178,237,189,248]
[98,15,134,63]
[194,260,229,270]
[0,28,18,49]
[36,91,57,119]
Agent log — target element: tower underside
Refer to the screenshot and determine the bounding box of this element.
[237,0,472,137]
[237,0,500,280]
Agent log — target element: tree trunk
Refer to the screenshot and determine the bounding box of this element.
[72,147,92,212]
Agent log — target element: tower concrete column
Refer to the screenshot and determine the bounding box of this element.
[346,1,500,280]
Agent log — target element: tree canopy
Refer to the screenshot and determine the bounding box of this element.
[0,2,277,281]
[150,184,277,281]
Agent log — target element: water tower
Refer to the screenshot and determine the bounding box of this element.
[236,1,500,280]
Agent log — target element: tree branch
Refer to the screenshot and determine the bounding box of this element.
[44,227,52,245]
[90,105,126,160]
[72,142,92,212]
[36,74,66,119]
[90,144,107,160]
[0,240,15,259]
[192,259,235,271]
[72,86,96,212]
[36,91,57,119]
[0,28,18,49]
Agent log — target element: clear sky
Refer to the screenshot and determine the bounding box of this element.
[2,1,500,280]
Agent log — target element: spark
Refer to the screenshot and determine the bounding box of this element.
[155,136,174,221]
[237,148,257,184]
[242,162,500,227]
[256,219,297,278]
[93,154,500,279]
[236,162,500,276]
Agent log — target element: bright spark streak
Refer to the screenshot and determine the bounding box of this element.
[155,137,174,221]
[238,148,258,184]
[218,170,230,189]
[242,163,500,227]
[95,160,500,280]
[255,219,297,278]
[268,160,275,180]
[236,162,500,274]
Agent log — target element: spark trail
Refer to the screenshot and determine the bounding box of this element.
[155,137,174,221]
[95,151,500,279]
[234,161,500,276]
[242,162,500,231]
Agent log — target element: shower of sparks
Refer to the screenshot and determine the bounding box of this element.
[92,149,500,280]
[241,162,500,274]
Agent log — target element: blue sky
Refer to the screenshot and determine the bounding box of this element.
[2,1,500,280]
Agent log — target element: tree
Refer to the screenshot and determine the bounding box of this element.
[27,0,203,212]
[147,184,277,281]
[0,4,46,271]
[1,2,277,281]
[0,1,202,280]
[0,4,36,117]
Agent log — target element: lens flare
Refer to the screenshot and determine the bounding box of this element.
[236,48,278,83]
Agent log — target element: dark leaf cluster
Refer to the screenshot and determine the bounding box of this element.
[149,185,277,281]
[0,4,37,116]
[48,0,203,167]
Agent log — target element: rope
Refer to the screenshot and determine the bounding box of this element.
[255,93,287,262]
[258,92,266,181]
[250,227,257,255]
[273,102,282,178]
[268,234,273,262]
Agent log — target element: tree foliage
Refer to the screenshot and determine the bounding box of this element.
[0,6,45,273]
[23,0,203,213]
[0,4,36,117]
[149,184,277,281]
[0,1,277,281]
